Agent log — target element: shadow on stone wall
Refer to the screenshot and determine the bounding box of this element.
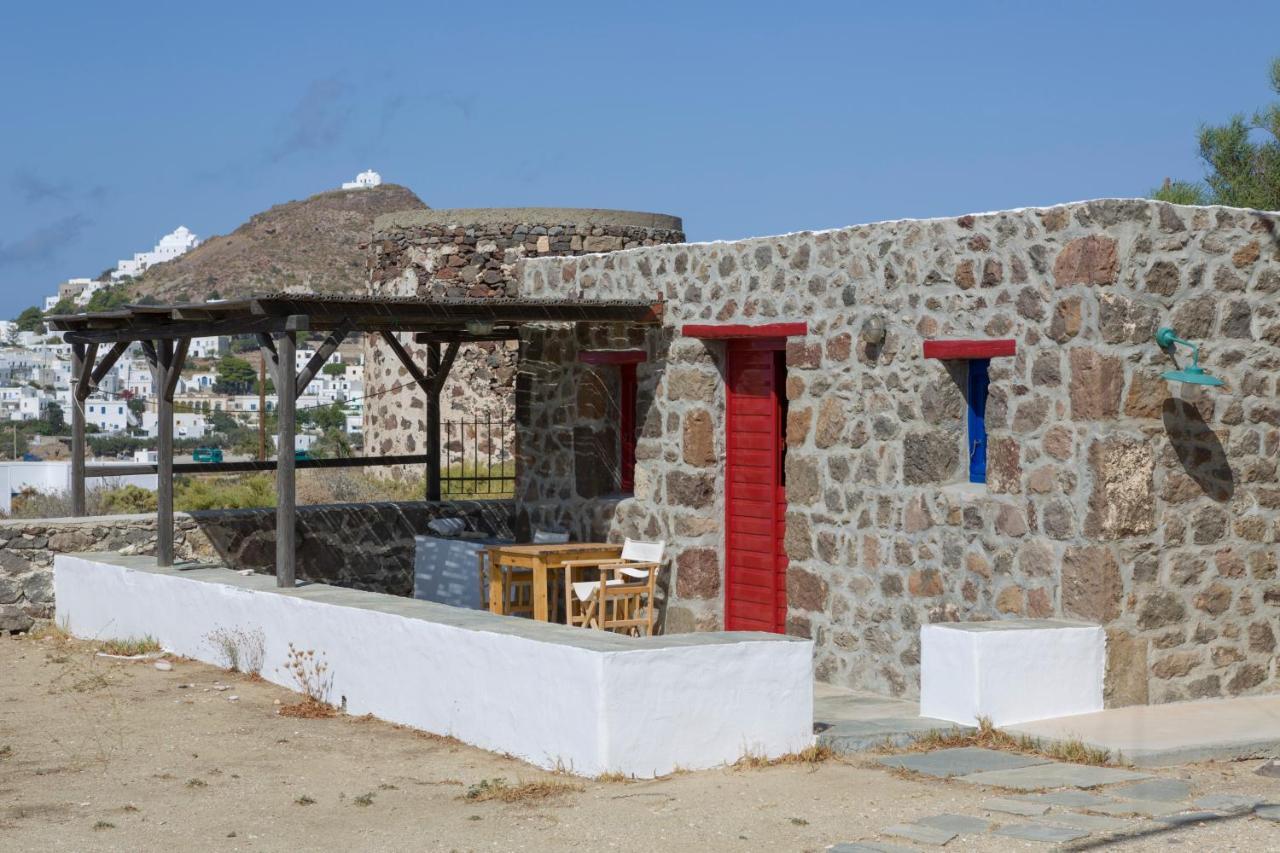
[1162,398,1234,502]
[190,500,516,596]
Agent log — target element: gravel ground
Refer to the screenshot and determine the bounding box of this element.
[1,631,1276,852]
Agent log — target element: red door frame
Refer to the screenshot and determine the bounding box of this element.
[724,337,789,633]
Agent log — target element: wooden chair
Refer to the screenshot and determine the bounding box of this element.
[563,539,665,636]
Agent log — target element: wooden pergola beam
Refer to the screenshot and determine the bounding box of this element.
[295,322,351,398]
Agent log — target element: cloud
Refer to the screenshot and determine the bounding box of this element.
[0,213,92,268]
[267,78,354,162]
[11,170,111,207]
[12,171,72,205]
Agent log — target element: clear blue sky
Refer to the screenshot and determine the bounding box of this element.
[2,1,1277,318]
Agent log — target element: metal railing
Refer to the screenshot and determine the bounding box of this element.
[440,413,515,498]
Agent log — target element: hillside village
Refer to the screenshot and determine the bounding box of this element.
[0,175,389,508]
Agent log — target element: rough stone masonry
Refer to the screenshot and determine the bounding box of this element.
[516,198,1280,708]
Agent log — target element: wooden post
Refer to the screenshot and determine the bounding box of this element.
[426,341,441,502]
[275,325,298,588]
[70,344,87,516]
[151,338,188,567]
[258,356,267,461]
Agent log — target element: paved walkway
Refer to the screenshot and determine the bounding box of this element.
[815,682,1280,767]
[830,746,1279,850]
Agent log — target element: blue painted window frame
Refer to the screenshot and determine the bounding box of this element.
[967,359,990,483]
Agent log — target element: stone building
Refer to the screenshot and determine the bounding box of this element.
[363,208,685,469]
[508,198,1279,708]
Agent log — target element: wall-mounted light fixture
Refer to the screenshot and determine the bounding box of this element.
[861,316,887,347]
[1155,327,1224,387]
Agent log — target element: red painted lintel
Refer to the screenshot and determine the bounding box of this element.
[923,339,1016,360]
[681,322,808,340]
[577,349,647,365]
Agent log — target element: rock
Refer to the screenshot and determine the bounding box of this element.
[1144,260,1180,295]
[681,410,716,467]
[784,456,821,505]
[908,569,944,597]
[986,436,1022,494]
[0,603,33,632]
[1048,297,1083,342]
[995,586,1024,614]
[1068,349,1124,419]
[665,368,717,402]
[0,575,20,605]
[154,660,173,672]
[787,568,828,611]
[665,471,715,509]
[1084,435,1155,539]
[1062,545,1122,622]
[1138,591,1186,629]
[902,431,960,485]
[675,549,720,599]
[1193,582,1231,615]
[813,397,846,449]
[1105,629,1149,706]
[1053,235,1118,286]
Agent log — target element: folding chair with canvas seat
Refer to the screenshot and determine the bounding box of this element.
[563,539,665,636]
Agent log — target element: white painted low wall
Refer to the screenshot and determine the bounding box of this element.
[55,554,813,777]
[920,619,1104,727]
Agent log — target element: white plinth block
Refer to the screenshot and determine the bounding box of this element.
[920,620,1105,726]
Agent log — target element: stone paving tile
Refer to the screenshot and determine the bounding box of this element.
[877,746,1048,779]
[956,761,1151,791]
[916,813,994,834]
[993,822,1090,843]
[1193,793,1266,812]
[1087,800,1180,818]
[882,822,958,845]
[1153,810,1223,826]
[829,843,918,853]
[983,797,1050,816]
[1040,811,1135,832]
[1255,804,1280,822]
[1016,790,1115,808]
[1110,778,1193,803]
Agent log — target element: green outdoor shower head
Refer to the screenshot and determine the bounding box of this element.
[1155,327,1225,387]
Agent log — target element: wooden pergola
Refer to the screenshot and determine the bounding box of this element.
[48,294,662,587]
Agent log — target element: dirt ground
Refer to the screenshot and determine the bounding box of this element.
[1,631,1276,853]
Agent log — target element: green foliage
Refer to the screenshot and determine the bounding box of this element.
[1156,56,1280,210]
[1150,178,1210,205]
[99,484,157,514]
[174,473,277,510]
[322,362,346,376]
[44,402,65,433]
[214,355,257,394]
[310,427,352,459]
[15,306,45,332]
[85,284,133,312]
[47,298,76,316]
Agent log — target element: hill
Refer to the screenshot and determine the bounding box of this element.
[128,184,427,302]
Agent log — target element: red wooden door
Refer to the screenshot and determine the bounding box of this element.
[724,341,787,633]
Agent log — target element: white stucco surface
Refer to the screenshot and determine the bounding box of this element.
[55,554,813,777]
[919,620,1104,726]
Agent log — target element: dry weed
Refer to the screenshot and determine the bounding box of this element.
[734,743,834,769]
[896,716,1112,766]
[278,697,339,719]
[97,636,161,657]
[204,627,265,676]
[462,777,583,803]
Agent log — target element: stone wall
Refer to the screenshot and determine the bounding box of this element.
[519,199,1280,706]
[0,500,514,630]
[364,208,683,468]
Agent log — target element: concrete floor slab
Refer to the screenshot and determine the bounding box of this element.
[1109,778,1193,803]
[993,822,1090,843]
[882,822,957,845]
[1007,694,1280,767]
[1016,790,1115,808]
[814,684,966,752]
[957,762,1150,791]
[878,746,1048,778]
[982,797,1050,816]
[829,843,917,853]
[916,813,994,834]
[1040,811,1135,832]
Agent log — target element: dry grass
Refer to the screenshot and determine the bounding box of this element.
[734,743,834,770]
[894,717,1113,766]
[462,777,584,804]
[28,620,70,642]
[594,771,629,783]
[97,636,161,657]
[277,697,339,719]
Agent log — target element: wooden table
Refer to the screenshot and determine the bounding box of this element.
[486,542,623,622]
